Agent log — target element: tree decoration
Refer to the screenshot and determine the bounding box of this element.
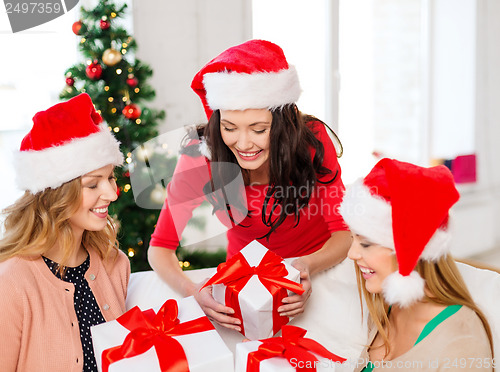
[100,18,111,30]
[102,48,122,66]
[72,20,83,35]
[126,74,138,87]
[85,60,102,80]
[150,184,167,204]
[66,77,75,86]
[122,103,141,120]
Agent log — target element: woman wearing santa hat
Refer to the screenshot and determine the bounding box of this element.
[148,39,351,330]
[339,158,493,371]
[0,93,130,372]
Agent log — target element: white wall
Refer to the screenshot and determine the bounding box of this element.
[480,0,500,248]
[132,0,252,132]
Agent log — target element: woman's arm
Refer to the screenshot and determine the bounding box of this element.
[278,230,352,317]
[295,230,352,275]
[148,246,242,331]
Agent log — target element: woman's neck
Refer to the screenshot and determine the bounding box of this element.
[44,234,88,267]
[248,165,270,185]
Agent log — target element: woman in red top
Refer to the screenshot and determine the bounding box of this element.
[148,40,352,331]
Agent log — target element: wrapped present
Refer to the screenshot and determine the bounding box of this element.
[235,325,346,372]
[201,240,304,340]
[91,296,234,372]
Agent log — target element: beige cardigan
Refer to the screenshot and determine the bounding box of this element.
[352,306,493,372]
[0,247,130,372]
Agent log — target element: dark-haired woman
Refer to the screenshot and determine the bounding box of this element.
[148,40,351,331]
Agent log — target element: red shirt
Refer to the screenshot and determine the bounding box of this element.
[150,121,348,259]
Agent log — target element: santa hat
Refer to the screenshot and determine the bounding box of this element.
[339,158,460,307]
[191,39,301,119]
[14,93,123,194]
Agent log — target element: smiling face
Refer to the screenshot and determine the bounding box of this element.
[348,234,397,294]
[68,164,118,236]
[219,109,272,182]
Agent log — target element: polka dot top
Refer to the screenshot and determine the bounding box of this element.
[43,254,105,372]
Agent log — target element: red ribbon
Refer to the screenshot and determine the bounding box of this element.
[201,250,304,336]
[247,325,347,372]
[101,299,215,372]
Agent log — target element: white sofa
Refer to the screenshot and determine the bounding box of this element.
[126,259,500,368]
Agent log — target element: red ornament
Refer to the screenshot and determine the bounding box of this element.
[72,21,83,35]
[116,187,121,197]
[65,77,75,86]
[100,19,111,30]
[126,76,138,88]
[86,61,102,80]
[124,171,130,178]
[122,104,141,120]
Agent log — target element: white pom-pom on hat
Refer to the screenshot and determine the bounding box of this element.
[382,271,426,308]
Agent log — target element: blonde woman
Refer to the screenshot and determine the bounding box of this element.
[0,93,130,372]
[339,158,494,371]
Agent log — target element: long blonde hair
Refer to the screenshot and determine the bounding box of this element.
[0,177,119,269]
[356,255,494,360]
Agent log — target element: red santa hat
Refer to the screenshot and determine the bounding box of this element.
[14,93,123,194]
[339,158,460,307]
[191,39,302,119]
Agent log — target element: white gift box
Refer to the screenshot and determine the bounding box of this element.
[235,340,339,372]
[211,240,302,340]
[91,296,234,372]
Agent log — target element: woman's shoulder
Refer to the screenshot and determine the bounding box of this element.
[0,255,35,277]
[429,305,491,353]
[0,256,39,299]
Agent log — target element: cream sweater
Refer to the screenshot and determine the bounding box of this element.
[351,306,493,372]
[0,247,130,372]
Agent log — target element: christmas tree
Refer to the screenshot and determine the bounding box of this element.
[60,0,226,272]
[60,0,168,272]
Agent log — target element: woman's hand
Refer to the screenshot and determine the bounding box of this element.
[193,281,242,332]
[278,259,312,317]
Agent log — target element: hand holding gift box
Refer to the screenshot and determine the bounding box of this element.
[91,296,234,372]
[201,240,304,340]
[235,325,346,372]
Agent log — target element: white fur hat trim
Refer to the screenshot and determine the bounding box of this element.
[14,124,123,194]
[203,66,301,111]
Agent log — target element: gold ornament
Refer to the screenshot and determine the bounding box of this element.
[150,184,167,204]
[102,48,122,66]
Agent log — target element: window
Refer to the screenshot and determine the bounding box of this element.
[254,0,477,184]
[339,0,477,183]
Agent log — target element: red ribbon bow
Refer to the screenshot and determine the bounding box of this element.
[247,325,347,372]
[101,299,214,372]
[201,250,304,336]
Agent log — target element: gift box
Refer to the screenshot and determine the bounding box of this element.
[91,296,234,372]
[235,325,346,372]
[201,240,304,340]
